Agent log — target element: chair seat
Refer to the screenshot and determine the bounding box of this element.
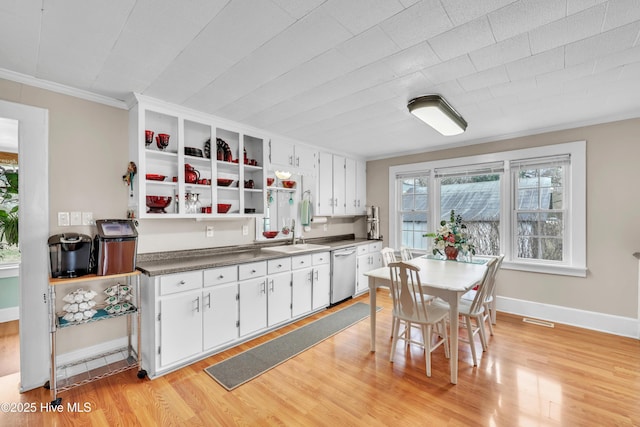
[393,303,449,325]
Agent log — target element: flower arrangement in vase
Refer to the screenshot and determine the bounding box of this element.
[424,209,475,260]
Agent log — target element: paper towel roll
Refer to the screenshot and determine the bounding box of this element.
[311,216,327,224]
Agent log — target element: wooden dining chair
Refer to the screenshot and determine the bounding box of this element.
[462,254,504,336]
[380,247,397,266]
[400,247,413,261]
[433,258,495,366]
[388,262,450,377]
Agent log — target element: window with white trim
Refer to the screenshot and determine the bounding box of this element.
[388,141,586,277]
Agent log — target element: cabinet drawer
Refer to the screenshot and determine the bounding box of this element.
[267,258,291,274]
[312,251,330,265]
[204,265,238,287]
[160,271,203,296]
[239,261,267,281]
[357,244,369,255]
[291,254,312,270]
[369,242,382,252]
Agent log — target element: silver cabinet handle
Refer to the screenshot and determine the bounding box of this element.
[178,280,186,286]
[251,269,257,274]
[296,156,300,167]
[205,293,211,309]
[194,296,200,313]
[314,269,319,281]
[269,279,274,293]
[260,281,266,294]
[288,155,293,166]
[218,275,224,279]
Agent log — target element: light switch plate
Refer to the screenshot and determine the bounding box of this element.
[206,226,214,238]
[82,212,93,225]
[58,212,70,226]
[242,225,248,236]
[70,211,82,226]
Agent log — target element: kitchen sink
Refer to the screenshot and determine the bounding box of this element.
[261,243,331,254]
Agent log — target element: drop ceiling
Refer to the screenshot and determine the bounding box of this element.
[1,0,639,159]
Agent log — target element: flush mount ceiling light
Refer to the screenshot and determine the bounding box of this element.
[407,95,467,136]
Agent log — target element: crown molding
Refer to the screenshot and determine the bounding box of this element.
[0,68,128,110]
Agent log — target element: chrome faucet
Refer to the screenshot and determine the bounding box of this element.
[290,219,296,245]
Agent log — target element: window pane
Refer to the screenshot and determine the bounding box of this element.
[514,161,566,263]
[399,175,428,250]
[439,174,501,256]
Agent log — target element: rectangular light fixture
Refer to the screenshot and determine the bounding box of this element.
[407,94,467,136]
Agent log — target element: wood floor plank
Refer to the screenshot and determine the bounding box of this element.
[1,290,639,426]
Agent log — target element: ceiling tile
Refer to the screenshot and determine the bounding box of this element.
[593,44,640,72]
[488,0,566,41]
[565,21,640,67]
[469,33,531,71]
[380,0,453,49]
[602,0,640,30]
[0,1,42,75]
[567,0,607,15]
[323,0,405,35]
[505,46,564,81]
[440,0,518,26]
[529,4,607,54]
[421,55,477,85]
[428,17,496,61]
[269,0,325,19]
[335,26,401,70]
[382,42,441,77]
[457,65,510,91]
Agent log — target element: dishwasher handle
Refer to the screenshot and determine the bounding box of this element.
[334,249,357,257]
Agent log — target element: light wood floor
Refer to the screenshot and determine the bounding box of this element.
[1,290,639,426]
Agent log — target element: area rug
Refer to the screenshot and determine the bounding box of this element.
[204,302,379,390]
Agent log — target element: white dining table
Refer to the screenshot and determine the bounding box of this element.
[364,256,488,384]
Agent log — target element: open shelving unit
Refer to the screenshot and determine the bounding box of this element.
[46,271,144,407]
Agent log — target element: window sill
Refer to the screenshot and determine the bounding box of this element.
[501,261,586,277]
[0,263,20,278]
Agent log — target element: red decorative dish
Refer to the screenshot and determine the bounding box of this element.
[262,231,278,239]
[217,178,234,187]
[146,196,172,213]
[146,174,166,181]
[217,203,232,214]
[281,180,296,188]
[266,177,275,186]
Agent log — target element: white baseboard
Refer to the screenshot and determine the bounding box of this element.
[56,336,130,367]
[497,296,639,339]
[0,306,19,323]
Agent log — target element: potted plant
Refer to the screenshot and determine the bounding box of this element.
[424,209,475,260]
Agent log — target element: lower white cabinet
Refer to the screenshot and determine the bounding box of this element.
[141,249,348,379]
[356,242,383,294]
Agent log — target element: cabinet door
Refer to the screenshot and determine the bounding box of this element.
[160,291,203,366]
[317,151,334,216]
[203,283,239,350]
[345,157,357,215]
[356,159,367,215]
[312,263,331,310]
[294,144,317,172]
[356,254,373,295]
[270,139,294,167]
[239,278,267,336]
[267,273,291,326]
[292,268,313,317]
[333,155,346,215]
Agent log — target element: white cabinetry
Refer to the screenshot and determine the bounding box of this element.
[356,242,383,295]
[317,152,346,216]
[203,266,239,350]
[311,252,331,310]
[291,254,313,317]
[269,139,317,172]
[129,95,266,219]
[238,261,268,336]
[266,258,292,326]
[317,152,366,216]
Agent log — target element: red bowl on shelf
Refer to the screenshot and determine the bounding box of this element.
[281,180,296,189]
[146,174,166,181]
[146,196,172,213]
[217,178,234,187]
[266,177,275,186]
[217,203,232,214]
[262,231,278,239]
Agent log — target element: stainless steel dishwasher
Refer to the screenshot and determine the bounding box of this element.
[330,247,357,304]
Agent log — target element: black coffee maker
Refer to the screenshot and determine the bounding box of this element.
[48,233,93,278]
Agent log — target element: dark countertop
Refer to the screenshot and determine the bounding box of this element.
[136,235,379,276]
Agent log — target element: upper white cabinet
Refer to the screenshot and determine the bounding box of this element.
[129,96,266,219]
[269,139,317,173]
[317,152,365,216]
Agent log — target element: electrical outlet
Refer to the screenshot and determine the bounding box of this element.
[58,212,70,227]
[206,226,214,238]
[242,225,249,236]
[82,212,93,225]
[70,211,82,226]
[323,224,328,232]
